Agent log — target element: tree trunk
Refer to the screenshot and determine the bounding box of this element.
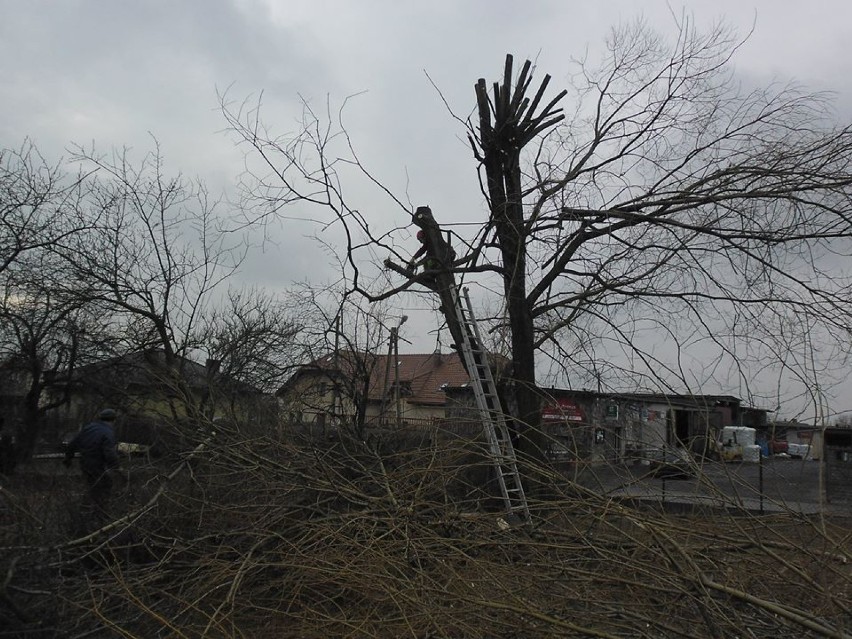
[474,70,551,476]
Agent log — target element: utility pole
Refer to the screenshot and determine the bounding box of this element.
[380,330,394,427]
[393,327,401,427]
[379,315,407,429]
[330,314,341,434]
[394,316,407,428]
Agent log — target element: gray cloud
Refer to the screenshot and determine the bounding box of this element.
[2,0,851,415]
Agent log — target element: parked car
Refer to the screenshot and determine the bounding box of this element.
[769,438,788,455]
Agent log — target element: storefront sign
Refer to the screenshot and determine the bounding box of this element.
[542,398,584,422]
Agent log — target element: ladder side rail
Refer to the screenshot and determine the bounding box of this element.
[460,288,515,443]
[459,352,517,511]
[458,288,530,521]
[487,405,529,517]
[447,286,516,508]
[460,288,504,410]
[451,286,505,442]
[456,332,508,462]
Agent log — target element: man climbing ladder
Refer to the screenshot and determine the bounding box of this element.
[385,206,530,524]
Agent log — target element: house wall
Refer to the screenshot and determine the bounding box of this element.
[556,397,669,462]
[540,397,607,462]
[788,429,823,460]
[277,373,358,426]
[585,400,668,461]
[280,370,448,430]
[629,403,669,454]
[549,396,723,462]
[614,401,732,458]
[715,405,734,427]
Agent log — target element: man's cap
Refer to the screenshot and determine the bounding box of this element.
[98,408,117,421]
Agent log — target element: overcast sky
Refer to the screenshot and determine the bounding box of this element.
[2,1,851,417]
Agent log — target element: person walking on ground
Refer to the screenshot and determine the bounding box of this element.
[64,408,120,529]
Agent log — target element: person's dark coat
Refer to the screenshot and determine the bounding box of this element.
[65,419,119,482]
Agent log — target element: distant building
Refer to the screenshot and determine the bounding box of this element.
[43,349,272,449]
[443,386,767,463]
[277,350,495,430]
[536,390,767,462]
[768,420,824,460]
[281,348,770,463]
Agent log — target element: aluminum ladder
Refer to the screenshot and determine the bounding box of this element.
[450,286,530,523]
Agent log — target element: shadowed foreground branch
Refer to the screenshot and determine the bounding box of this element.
[1,421,849,638]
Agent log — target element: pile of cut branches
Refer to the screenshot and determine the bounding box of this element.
[1,422,850,638]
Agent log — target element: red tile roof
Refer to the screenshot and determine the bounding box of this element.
[374,352,471,405]
[284,351,491,406]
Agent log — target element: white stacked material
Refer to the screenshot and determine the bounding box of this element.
[720,426,756,446]
[740,428,756,448]
[787,442,811,458]
[742,445,761,463]
[719,426,757,461]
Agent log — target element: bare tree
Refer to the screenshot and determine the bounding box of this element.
[282,282,399,437]
[0,249,111,457]
[225,19,852,468]
[0,139,106,456]
[197,286,301,420]
[462,22,852,458]
[49,143,248,420]
[0,140,91,275]
[0,141,303,449]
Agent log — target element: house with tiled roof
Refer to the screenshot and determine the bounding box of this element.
[277,349,478,429]
[41,349,272,452]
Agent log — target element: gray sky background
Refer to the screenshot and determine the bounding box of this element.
[2,1,851,419]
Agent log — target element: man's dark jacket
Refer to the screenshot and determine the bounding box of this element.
[66,420,119,480]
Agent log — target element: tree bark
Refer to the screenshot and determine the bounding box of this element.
[471,57,565,477]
